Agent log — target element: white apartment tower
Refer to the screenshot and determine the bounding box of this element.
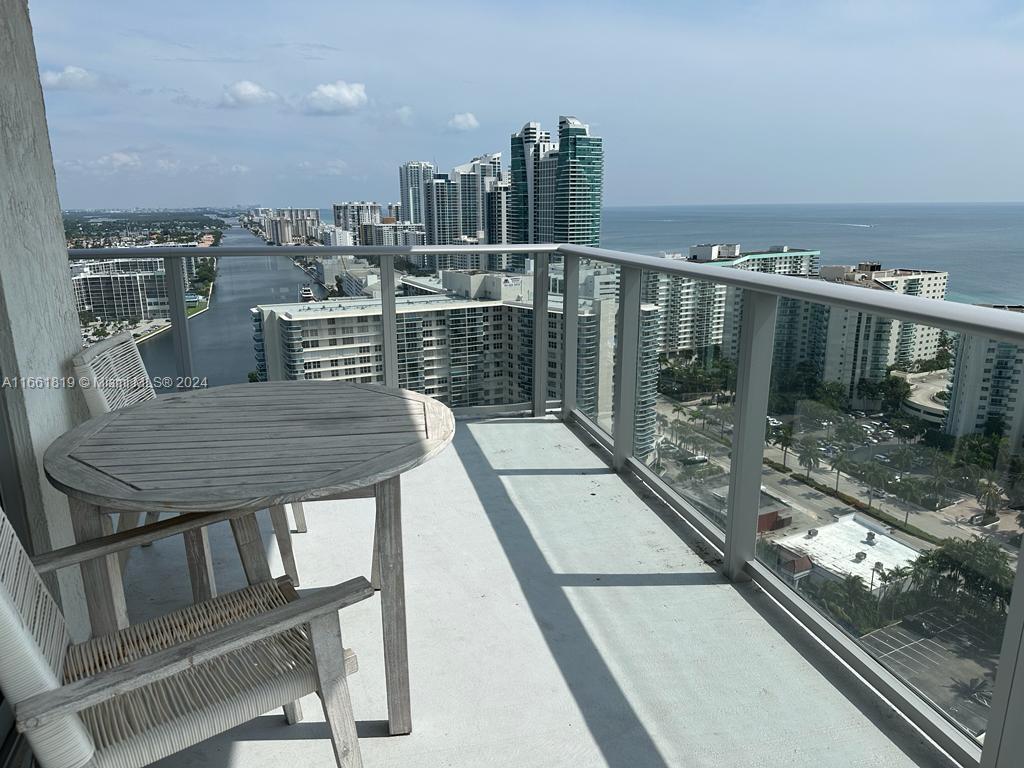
[945,306,1024,452]
[641,245,821,358]
[509,122,558,248]
[332,202,381,243]
[818,263,949,402]
[423,174,461,247]
[451,153,503,241]
[398,161,435,225]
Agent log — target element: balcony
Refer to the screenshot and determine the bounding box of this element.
[122,415,950,768]
[28,240,1024,768]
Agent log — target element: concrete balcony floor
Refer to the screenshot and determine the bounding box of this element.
[120,416,954,768]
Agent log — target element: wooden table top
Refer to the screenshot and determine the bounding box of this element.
[44,381,455,513]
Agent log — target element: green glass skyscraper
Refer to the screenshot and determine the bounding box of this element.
[554,116,603,247]
[509,116,603,267]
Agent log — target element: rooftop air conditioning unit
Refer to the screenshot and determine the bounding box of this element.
[866,531,876,544]
[855,551,867,562]
[807,529,818,538]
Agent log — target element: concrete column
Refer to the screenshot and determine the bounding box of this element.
[0,0,91,639]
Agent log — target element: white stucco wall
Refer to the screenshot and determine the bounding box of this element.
[0,0,91,638]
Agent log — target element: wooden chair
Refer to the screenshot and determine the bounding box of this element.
[0,505,369,768]
[73,332,303,590]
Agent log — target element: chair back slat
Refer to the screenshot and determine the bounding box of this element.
[73,332,156,416]
[0,508,94,768]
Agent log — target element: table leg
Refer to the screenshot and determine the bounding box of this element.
[375,476,410,735]
[229,512,272,584]
[290,502,308,534]
[269,505,299,585]
[69,498,129,636]
[183,525,216,601]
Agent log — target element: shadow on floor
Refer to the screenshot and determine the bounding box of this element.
[596,428,962,768]
[454,424,674,768]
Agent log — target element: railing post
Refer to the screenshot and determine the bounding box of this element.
[560,252,579,420]
[532,251,549,417]
[612,266,642,471]
[163,256,193,384]
[723,289,778,582]
[379,255,399,388]
[981,550,1024,768]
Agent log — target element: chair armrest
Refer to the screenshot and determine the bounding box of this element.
[16,576,373,732]
[31,507,258,574]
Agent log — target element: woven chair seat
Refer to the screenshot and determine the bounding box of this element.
[63,581,335,768]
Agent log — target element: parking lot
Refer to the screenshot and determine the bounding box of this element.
[860,609,999,737]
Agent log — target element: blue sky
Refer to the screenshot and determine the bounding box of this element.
[30,0,1024,209]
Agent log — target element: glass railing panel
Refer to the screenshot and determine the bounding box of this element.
[754,303,1015,743]
[637,270,733,531]
[132,240,542,409]
[571,258,621,438]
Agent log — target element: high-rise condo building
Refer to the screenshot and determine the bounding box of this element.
[945,305,1024,452]
[641,245,821,359]
[320,226,355,247]
[554,116,603,247]
[251,267,660,456]
[358,221,426,247]
[816,263,949,402]
[266,217,294,246]
[451,153,503,241]
[509,116,603,269]
[387,202,402,220]
[71,257,193,321]
[332,202,381,243]
[509,121,557,249]
[398,161,435,225]
[485,178,511,245]
[423,173,461,247]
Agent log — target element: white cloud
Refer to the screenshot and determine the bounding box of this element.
[220,80,278,108]
[230,164,250,174]
[394,105,414,125]
[58,151,142,174]
[302,80,367,115]
[298,159,348,176]
[447,112,479,131]
[155,158,181,174]
[94,152,141,170]
[41,65,98,90]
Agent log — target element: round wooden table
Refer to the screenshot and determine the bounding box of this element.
[44,380,455,735]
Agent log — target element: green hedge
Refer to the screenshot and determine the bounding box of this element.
[762,457,940,545]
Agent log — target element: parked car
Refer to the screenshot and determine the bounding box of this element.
[874,454,890,463]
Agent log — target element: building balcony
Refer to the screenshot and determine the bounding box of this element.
[10,231,1024,768]
[118,415,950,768]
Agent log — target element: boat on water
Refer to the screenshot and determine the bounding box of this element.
[299,284,316,303]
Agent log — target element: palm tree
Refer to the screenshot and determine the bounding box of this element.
[655,412,669,441]
[860,462,887,510]
[925,472,950,509]
[891,446,915,481]
[775,424,794,469]
[832,453,856,493]
[949,678,992,707]
[688,407,702,431]
[835,417,863,449]
[976,473,1004,523]
[797,436,821,479]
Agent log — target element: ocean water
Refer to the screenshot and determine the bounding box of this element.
[147,203,1022,385]
[601,203,1024,305]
